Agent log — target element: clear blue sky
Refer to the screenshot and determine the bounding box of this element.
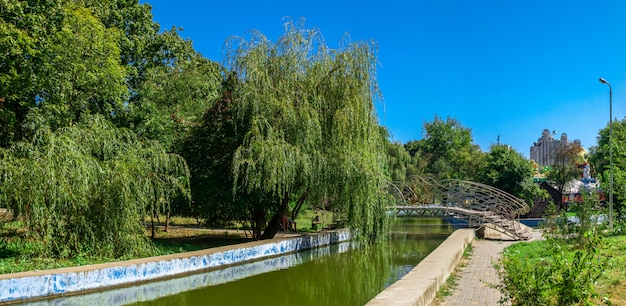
[143,0,626,158]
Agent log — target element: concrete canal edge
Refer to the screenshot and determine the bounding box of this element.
[366,228,475,306]
[0,230,351,303]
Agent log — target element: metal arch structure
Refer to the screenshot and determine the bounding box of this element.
[390,177,532,240]
[388,176,442,205]
[436,179,530,219]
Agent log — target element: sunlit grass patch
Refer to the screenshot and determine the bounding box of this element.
[501,234,626,305]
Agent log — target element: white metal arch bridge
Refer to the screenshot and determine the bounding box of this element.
[389,177,532,240]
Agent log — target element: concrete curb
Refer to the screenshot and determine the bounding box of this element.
[0,230,351,303]
[366,229,475,306]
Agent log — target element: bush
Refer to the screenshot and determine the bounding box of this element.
[0,116,190,258]
[495,194,607,305]
[496,230,605,305]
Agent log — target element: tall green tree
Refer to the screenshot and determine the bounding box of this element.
[0,115,190,258]
[76,0,194,97]
[590,118,626,217]
[0,0,199,146]
[180,73,273,237]
[405,115,484,180]
[379,127,416,183]
[385,139,412,183]
[202,20,392,241]
[547,141,586,208]
[478,144,533,194]
[0,0,66,144]
[477,144,543,206]
[26,4,127,132]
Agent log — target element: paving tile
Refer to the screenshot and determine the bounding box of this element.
[440,232,542,306]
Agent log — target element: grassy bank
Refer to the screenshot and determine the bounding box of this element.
[503,234,626,304]
[0,220,253,274]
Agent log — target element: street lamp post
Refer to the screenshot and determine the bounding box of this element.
[599,77,613,229]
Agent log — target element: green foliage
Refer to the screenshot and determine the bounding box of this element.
[477,144,545,205]
[0,0,66,144]
[0,0,215,258]
[180,73,271,235]
[77,0,191,96]
[27,3,127,131]
[496,194,607,305]
[544,193,605,245]
[595,235,626,303]
[547,141,585,199]
[0,0,201,145]
[590,117,626,218]
[131,56,223,151]
[384,139,413,183]
[0,115,190,258]
[495,241,561,305]
[405,115,484,180]
[478,145,532,193]
[496,231,605,306]
[209,19,392,241]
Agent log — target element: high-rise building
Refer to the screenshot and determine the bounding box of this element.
[529,129,573,166]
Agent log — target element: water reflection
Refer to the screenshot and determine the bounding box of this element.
[22,217,451,306]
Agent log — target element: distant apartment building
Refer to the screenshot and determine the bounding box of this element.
[529,129,578,166]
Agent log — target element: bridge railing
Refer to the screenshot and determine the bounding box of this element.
[435,179,530,219]
[389,177,531,223]
[389,177,532,240]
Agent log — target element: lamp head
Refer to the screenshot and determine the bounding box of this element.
[599,77,609,85]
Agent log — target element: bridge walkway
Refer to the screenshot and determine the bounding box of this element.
[395,205,532,241]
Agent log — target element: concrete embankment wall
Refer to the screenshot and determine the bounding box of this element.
[0,230,350,303]
[366,228,475,306]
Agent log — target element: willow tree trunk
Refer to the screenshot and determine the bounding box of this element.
[150,211,155,239]
[260,193,290,239]
[11,99,26,142]
[291,189,309,220]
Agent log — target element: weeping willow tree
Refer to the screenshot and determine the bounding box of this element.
[0,115,190,258]
[225,20,392,242]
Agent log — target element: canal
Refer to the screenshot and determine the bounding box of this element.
[23,217,454,306]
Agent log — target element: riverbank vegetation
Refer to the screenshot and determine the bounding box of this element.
[182,20,392,242]
[495,197,626,305]
[0,216,251,274]
[0,207,310,273]
[499,234,626,305]
[0,206,336,274]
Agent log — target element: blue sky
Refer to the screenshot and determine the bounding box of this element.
[143,0,626,158]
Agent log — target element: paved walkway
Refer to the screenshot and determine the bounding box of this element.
[441,231,542,306]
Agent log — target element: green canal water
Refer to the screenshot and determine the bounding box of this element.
[26,217,454,306]
[134,217,452,306]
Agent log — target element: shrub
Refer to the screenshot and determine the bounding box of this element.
[0,116,190,258]
[495,193,607,305]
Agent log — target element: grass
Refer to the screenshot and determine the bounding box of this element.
[150,227,253,254]
[596,235,626,305]
[431,242,474,305]
[503,234,626,305]
[502,238,553,259]
[294,208,338,232]
[145,209,339,233]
